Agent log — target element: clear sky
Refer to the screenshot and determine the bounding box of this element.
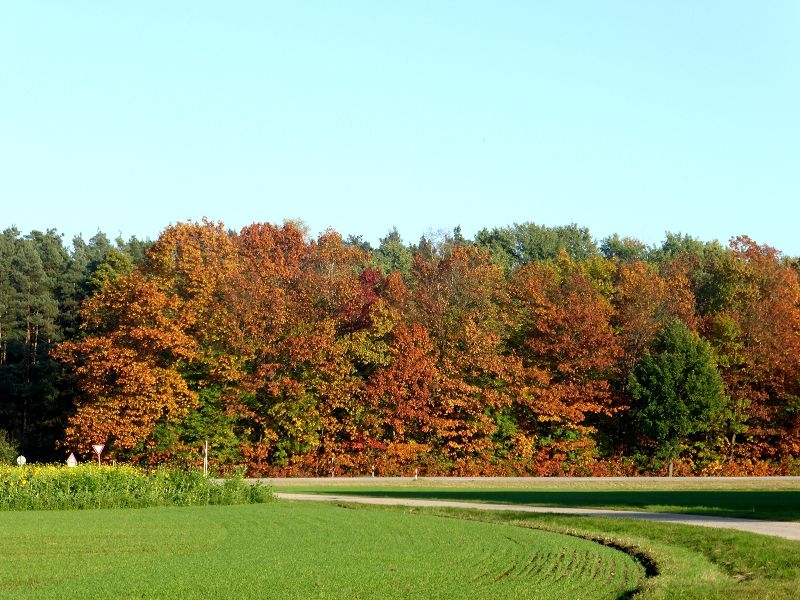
[2,2,799,255]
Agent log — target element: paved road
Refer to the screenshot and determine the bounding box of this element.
[275,492,800,541]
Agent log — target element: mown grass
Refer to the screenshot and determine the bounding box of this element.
[0,502,644,600]
[0,464,270,510]
[269,480,800,521]
[403,505,800,600]
[268,478,800,597]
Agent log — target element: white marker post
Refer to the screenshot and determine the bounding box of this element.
[92,444,105,466]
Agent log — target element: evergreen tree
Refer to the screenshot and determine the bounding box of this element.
[628,320,729,470]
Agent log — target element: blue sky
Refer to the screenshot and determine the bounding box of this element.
[2,2,799,255]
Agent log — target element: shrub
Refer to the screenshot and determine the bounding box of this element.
[0,430,18,465]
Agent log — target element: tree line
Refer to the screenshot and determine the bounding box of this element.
[2,221,799,476]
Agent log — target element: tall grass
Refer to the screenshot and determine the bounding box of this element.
[0,464,271,510]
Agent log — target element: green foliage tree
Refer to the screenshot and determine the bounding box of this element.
[373,228,413,274]
[599,234,649,262]
[114,234,152,265]
[628,320,729,470]
[475,222,597,270]
[343,234,373,253]
[0,230,64,460]
[647,232,709,264]
[85,247,135,293]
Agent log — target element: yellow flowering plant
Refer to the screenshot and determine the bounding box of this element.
[0,463,270,511]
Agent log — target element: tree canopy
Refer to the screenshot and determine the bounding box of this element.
[2,221,799,476]
[628,321,728,465]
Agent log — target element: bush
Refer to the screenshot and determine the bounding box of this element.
[0,464,272,511]
[0,430,18,465]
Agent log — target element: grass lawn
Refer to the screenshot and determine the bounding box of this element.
[268,477,800,521]
[399,504,800,600]
[3,477,798,599]
[0,502,644,600]
[266,477,800,598]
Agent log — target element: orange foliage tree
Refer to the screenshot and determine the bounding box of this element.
[701,237,800,462]
[506,252,621,470]
[402,246,512,471]
[612,259,697,375]
[52,220,800,475]
[224,224,387,474]
[53,271,199,459]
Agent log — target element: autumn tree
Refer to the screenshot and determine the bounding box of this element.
[141,220,243,465]
[221,224,388,473]
[700,237,800,462]
[611,260,697,376]
[365,323,441,469]
[506,251,620,469]
[54,271,199,459]
[401,245,512,470]
[55,221,237,463]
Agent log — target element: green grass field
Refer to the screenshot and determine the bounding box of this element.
[2,476,799,599]
[269,477,800,521]
[0,502,644,600]
[404,505,800,600]
[266,477,800,598]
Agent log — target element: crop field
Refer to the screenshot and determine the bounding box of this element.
[2,474,799,599]
[0,501,643,600]
[267,477,800,599]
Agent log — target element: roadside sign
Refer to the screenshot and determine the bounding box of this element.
[92,444,105,466]
[66,453,78,467]
[16,455,26,466]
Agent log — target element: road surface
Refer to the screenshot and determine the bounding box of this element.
[274,492,800,541]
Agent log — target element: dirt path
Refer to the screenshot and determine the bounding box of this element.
[274,492,800,541]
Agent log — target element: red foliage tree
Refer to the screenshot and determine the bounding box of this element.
[703,237,800,461]
[507,252,621,465]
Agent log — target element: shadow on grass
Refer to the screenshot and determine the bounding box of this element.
[319,489,800,521]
